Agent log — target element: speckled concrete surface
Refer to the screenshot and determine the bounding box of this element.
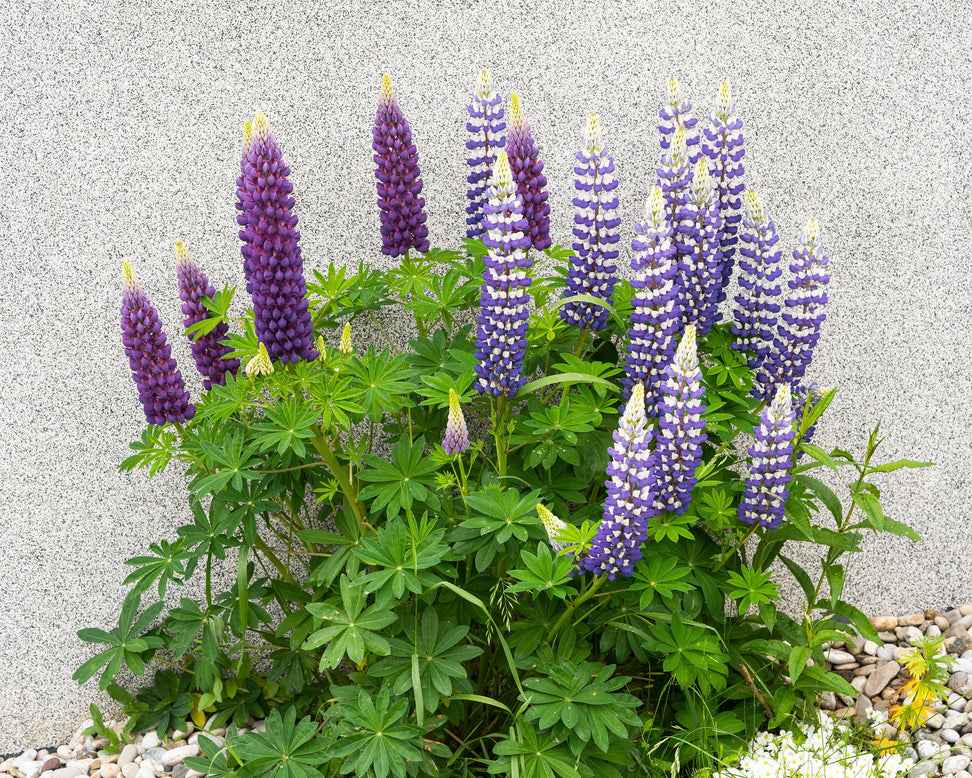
[1,0,969,751]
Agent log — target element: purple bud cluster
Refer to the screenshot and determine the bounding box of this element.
[622,187,680,413]
[473,151,533,397]
[585,383,658,580]
[175,241,240,391]
[443,389,470,454]
[659,77,701,164]
[731,189,782,369]
[562,113,620,332]
[676,161,723,336]
[738,385,796,529]
[653,326,707,514]
[373,75,430,257]
[121,261,195,426]
[236,111,317,364]
[701,82,746,296]
[466,70,507,240]
[506,93,550,251]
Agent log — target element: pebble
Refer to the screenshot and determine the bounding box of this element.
[121,764,139,778]
[134,769,155,778]
[161,746,199,767]
[863,640,879,656]
[944,729,962,743]
[957,772,972,778]
[945,757,972,775]
[917,740,941,759]
[117,746,137,768]
[898,625,924,643]
[864,660,900,697]
[100,765,121,778]
[141,748,166,764]
[873,615,898,631]
[911,763,940,778]
[140,732,160,751]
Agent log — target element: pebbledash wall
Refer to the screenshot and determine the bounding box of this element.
[0,0,969,751]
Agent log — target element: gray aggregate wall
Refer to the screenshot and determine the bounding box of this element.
[1,0,968,751]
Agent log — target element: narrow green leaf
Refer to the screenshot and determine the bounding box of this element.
[519,372,617,397]
[788,645,811,684]
[411,654,424,727]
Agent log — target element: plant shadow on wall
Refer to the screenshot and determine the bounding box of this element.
[76,71,933,778]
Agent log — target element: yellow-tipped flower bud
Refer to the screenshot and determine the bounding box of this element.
[673,124,687,158]
[245,342,274,376]
[442,388,469,455]
[174,239,190,267]
[490,149,515,199]
[251,110,270,145]
[380,73,395,105]
[717,81,732,119]
[339,322,353,356]
[647,186,666,226]
[315,335,326,360]
[585,112,602,151]
[745,188,764,224]
[509,92,523,131]
[537,504,570,553]
[806,217,819,244]
[667,76,681,103]
[476,69,492,99]
[242,119,253,151]
[122,258,138,292]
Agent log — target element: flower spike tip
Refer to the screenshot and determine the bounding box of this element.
[245,342,274,377]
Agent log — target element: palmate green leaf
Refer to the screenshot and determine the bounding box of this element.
[123,538,194,598]
[508,542,575,598]
[185,285,236,341]
[347,346,413,421]
[636,615,729,694]
[490,724,581,778]
[415,370,475,409]
[357,436,440,520]
[250,397,321,458]
[304,575,396,669]
[724,565,779,614]
[188,432,262,497]
[631,554,693,609]
[453,487,543,571]
[405,327,476,380]
[120,425,178,476]
[233,707,329,778]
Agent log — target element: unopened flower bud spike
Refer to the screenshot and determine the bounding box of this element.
[443,388,470,456]
[245,342,274,377]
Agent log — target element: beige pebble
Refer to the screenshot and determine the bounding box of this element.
[902,613,925,626]
[960,605,972,617]
[100,764,121,778]
[872,616,898,631]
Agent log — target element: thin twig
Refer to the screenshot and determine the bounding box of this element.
[739,663,774,720]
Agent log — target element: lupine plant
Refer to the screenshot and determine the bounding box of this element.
[83,74,930,778]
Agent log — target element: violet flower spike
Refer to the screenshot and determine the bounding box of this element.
[622,186,680,413]
[473,150,533,397]
[120,260,195,426]
[442,388,469,455]
[562,113,620,332]
[506,93,550,251]
[701,81,745,297]
[373,74,430,257]
[465,69,507,240]
[730,189,782,369]
[738,384,796,529]
[656,125,692,248]
[174,240,240,391]
[755,219,831,400]
[676,160,724,337]
[658,76,701,164]
[653,325,707,514]
[236,110,318,364]
[584,382,658,580]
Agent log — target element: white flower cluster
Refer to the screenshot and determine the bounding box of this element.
[715,711,913,778]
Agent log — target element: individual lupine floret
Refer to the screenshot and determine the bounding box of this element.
[561,113,620,332]
[537,504,569,554]
[584,382,658,580]
[676,160,723,336]
[755,219,831,399]
[442,388,469,455]
[701,81,746,296]
[738,384,796,529]
[731,189,782,369]
[653,326,707,514]
[656,125,692,235]
[174,240,240,391]
[373,74,430,257]
[236,110,318,364]
[506,93,550,251]
[658,76,701,163]
[465,69,506,240]
[622,186,680,413]
[473,150,533,397]
[245,342,274,377]
[120,260,195,425]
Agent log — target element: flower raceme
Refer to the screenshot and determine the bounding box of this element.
[658,76,701,164]
[120,260,195,426]
[442,388,469,455]
[676,160,723,336]
[506,93,550,251]
[738,384,796,529]
[465,70,507,240]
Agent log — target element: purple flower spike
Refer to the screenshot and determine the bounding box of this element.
[676,160,724,337]
[473,150,533,397]
[562,113,620,332]
[466,69,507,240]
[236,111,318,364]
[659,77,701,164]
[622,186,680,413]
[738,384,796,529]
[701,81,746,296]
[792,382,822,452]
[656,125,692,241]
[443,388,469,455]
[653,325,707,514]
[175,240,240,391]
[755,218,830,400]
[121,260,195,426]
[730,189,782,369]
[585,382,658,580]
[373,74,430,257]
[506,93,550,251]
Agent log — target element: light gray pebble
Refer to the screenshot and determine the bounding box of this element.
[863,640,879,655]
[955,658,972,674]
[135,768,156,778]
[162,745,200,766]
[909,763,939,778]
[122,763,140,778]
[14,761,44,777]
[897,625,924,643]
[945,756,972,775]
[962,733,972,747]
[142,756,167,773]
[55,746,72,760]
[946,713,969,729]
[185,771,206,778]
[118,744,138,767]
[51,767,85,778]
[938,616,953,631]
[143,748,167,763]
[917,740,941,760]
[956,771,972,778]
[926,713,946,730]
[945,729,962,743]
[878,644,896,660]
[17,750,39,763]
[140,732,161,751]
[826,648,857,664]
[64,760,92,772]
[929,624,943,638]
[906,747,919,761]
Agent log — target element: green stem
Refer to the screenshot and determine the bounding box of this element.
[712,523,761,573]
[549,575,607,640]
[311,428,365,524]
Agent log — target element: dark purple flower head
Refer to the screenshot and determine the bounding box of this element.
[121,260,195,426]
[659,77,701,164]
[175,240,240,391]
[622,186,680,413]
[730,189,782,369]
[653,325,707,514]
[676,160,724,336]
[738,384,796,529]
[755,218,830,400]
[373,74,430,257]
[473,150,533,397]
[506,92,550,251]
[236,110,317,364]
[562,113,620,332]
[466,69,507,240]
[701,81,746,296]
[585,382,658,580]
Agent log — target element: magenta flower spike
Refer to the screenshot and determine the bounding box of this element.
[562,113,620,332]
[373,74,430,257]
[676,160,724,336]
[442,388,469,455]
[465,69,507,241]
[174,240,240,391]
[658,77,701,164]
[584,382,658,580]
[738,384,796,529]
[236,110,318,364]
[121,260,195,426]
[506,93,550,251]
